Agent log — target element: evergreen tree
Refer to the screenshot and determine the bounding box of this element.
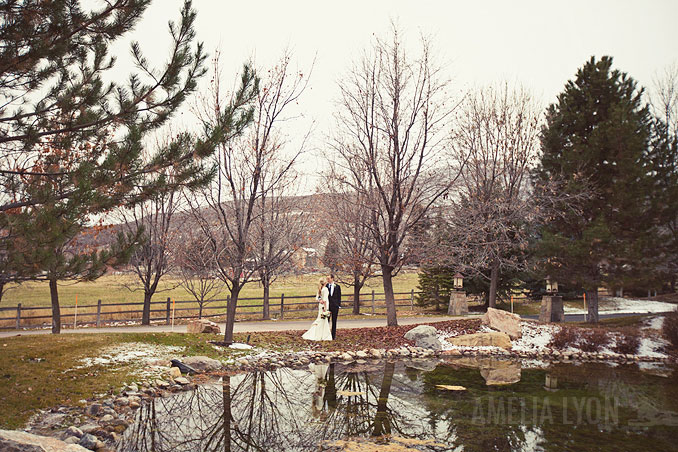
[534,56,655,322]
[0,1,258,331]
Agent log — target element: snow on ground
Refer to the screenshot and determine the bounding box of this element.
[73,342,184,370]
[229,342,253,350]
[436,318,670,360]
[511,322,556,353]
[642,315,665,331]
[564,297,677,315]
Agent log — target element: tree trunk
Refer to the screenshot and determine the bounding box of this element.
[381,265,398,326]
[586,289,599,323]
[222,376,231,452]
[488,260,499,308]
[0,282,4,303]
[262,275,270,320]
[223,283,240,344]
[141,291,152,325]
[49,277,61,334]
[353,274,361,315]
[372,361,395,436]
[198,302,203,319]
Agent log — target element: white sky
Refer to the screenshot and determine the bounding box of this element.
[111,0,678,191]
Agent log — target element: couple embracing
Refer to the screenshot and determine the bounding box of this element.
[302,274,341,341]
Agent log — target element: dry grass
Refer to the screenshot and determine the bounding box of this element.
[0,272,421,329]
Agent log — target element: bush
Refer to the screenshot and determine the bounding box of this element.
[663,311,678,350]
[612,333,640,355]
[549,326,579,350]
[578,328,611,353]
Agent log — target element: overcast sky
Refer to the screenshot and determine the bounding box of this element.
[112,0,678,191]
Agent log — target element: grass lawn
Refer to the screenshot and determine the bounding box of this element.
[1,272,421,308]
[0,332,249,429]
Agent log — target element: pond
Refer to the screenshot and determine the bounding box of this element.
[118,358,678,452]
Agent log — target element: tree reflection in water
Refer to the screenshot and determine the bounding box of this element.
[117,361,431,452]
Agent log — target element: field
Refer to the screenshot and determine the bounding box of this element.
[1,272,421,308]
[0,272,423,328]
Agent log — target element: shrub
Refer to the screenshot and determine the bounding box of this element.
[549,326,579,350]
[612,333,640,355]
[663,311,678,350]
[578,328,611,353]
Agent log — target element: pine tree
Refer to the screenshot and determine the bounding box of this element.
[534,56,655,322]
[0,1,258,331]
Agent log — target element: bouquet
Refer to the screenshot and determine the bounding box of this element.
[320,310,331,320]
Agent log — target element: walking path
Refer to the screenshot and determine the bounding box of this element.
[0,315,478,338]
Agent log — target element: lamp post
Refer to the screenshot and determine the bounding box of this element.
[546,276,558,294]
[448,272,467,316]
[540,275,564,323]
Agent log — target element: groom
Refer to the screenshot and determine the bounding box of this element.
[326,274,341,340]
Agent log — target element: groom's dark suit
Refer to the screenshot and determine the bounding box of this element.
[327,282,341,339]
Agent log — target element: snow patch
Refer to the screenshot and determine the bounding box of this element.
[511,322,556,353]
[565,297,677,315]
[229,342,253,350]
[73,342,183,370]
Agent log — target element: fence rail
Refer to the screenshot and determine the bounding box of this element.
[0,290,423,331]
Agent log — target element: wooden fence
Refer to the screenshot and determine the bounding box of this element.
[0,290,421,331]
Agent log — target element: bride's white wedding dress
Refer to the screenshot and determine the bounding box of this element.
[302,286,333,341]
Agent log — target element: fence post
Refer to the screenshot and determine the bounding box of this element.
[410,289,414,310]
[166,297,171,325]
[371,290,375,314]
[280,293,285,320]
[16,303,21,330]
[96,299,102,327]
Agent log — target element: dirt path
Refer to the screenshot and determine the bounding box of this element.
[0,315,478,338]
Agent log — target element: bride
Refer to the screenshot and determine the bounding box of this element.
[302,278,333,341]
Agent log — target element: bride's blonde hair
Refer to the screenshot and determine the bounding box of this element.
[317,279,325,297]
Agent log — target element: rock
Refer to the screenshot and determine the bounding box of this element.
[99,415,114,424]
[85,404,101,417]
[78,434,99,450]
[174,377,190,385]
[441,349,462,356]
[125,383,138,393]
[186,319,221,334]
[177,356,222,373]
[154,379,170,389]
[0,429,90,451]
[170,359,199,375]
[129,401,140,409]
[64,436,80,444]
[114,397,129,406]
[448,332,512,349]
[339,353,353,362]
[356,350,369,359]
[404,325,442,351]
[480,362,522,385]
[482,308,522,339]
[79,424,99,434]
[65,427,83,439]
[168,367,182,379]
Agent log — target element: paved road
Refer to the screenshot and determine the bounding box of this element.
[0,315,480,338]
[0,311,661,338]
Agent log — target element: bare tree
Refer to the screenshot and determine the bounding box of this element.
[189,51,309,344]
[436,84,542,308]
[329,24,459,326]
[652,62,678,136]
[173,231,225,319]
[253,186,307,320]
[325,190,376,314]
[119,172,182,325]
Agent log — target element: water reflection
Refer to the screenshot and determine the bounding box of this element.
[118,359,678,452]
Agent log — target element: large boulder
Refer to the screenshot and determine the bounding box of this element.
[404,325,442,351]
[448,332,512,349]
[0,430,89,452]
[186,319,221,334]
[179,356,223,373]
[482,308,522,339]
